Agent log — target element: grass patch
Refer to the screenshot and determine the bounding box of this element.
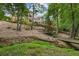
[0,40,79,56]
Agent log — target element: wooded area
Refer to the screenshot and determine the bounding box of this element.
[0,3,79,56]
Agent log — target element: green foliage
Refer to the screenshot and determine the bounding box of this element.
[0,10,4,20]
[47,3,79,34]
[59,19,72,31]
[3,16,11,21]
[0,4,5,20]
[22,18,31,25]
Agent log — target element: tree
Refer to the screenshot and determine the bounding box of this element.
[48,3,60,34]
[70,4,79,38]
[70,3,75,39]
[4,3,29,31]
[0,4,5,20]
[14,3,29,31]
[27,3,45,30]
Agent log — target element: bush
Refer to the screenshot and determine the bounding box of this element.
[44,31,57,38]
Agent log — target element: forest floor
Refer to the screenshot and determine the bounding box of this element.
[0,21,79,55]
[0,21,69,39]
[0,21,79,46]
[0,21,71,45]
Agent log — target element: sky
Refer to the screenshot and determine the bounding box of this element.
[26,3,48,17]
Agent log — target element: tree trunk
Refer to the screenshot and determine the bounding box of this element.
[19,12,23,31]
[70,3,75,39]
[16,14,20,31]
[56,10,59,34]
[16,8,23,31]
[31,4,35,30]
[47,19,52,33]
[16,10,22,31]
[74,23,79,38]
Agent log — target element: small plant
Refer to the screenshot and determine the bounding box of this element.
[0,44,4,48]
[7,27,11,29]
[44,31,57,38]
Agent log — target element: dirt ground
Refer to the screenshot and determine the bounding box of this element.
[0,21,69,38]
[0,21,75,48]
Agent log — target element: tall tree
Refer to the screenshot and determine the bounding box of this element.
[70,3,75,39]
[27,3,45,30]
[5,3,29,31]
[15,3,29,31]
[48,3,60,34]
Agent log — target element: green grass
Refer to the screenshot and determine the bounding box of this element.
[0,40,79,56]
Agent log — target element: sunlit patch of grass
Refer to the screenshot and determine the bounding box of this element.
[0,40,79,56]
